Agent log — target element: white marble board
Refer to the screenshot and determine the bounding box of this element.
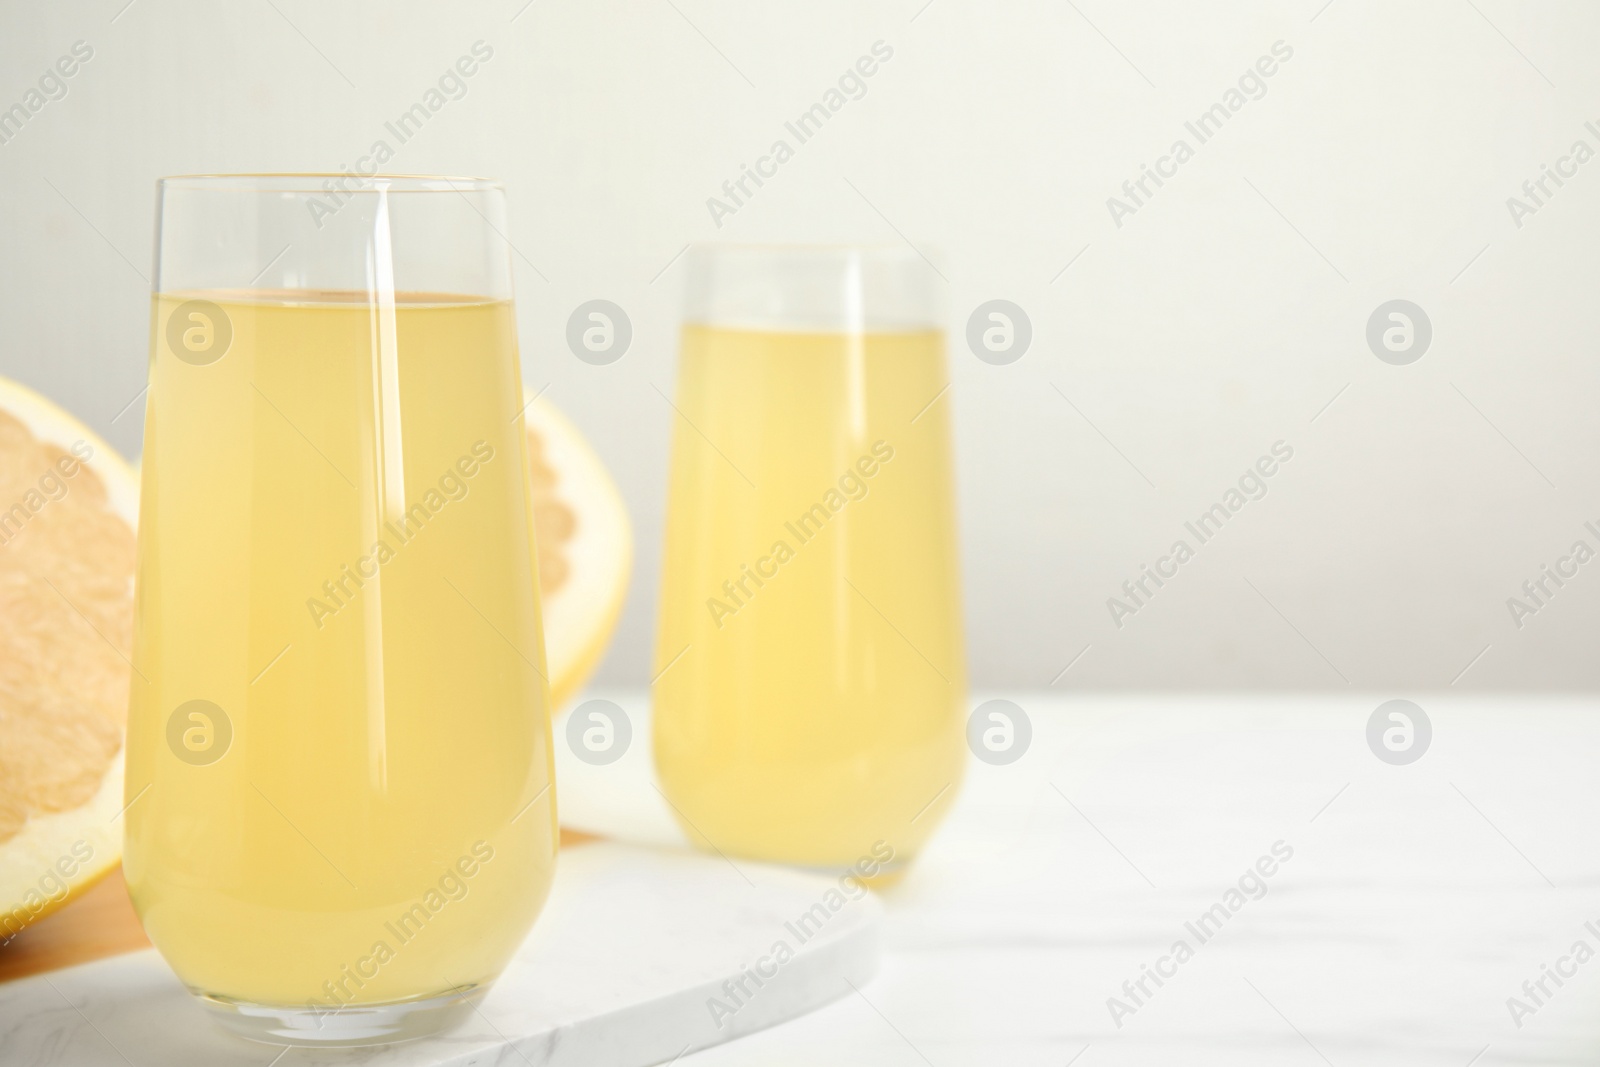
[0,841,880,1066]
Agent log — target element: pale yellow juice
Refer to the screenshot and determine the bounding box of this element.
[654,325,966,871]
[125,293,556,1009]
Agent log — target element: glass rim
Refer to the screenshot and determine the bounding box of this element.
[683,242,942,331]
[687,242,931,262]
[156,173,503,193]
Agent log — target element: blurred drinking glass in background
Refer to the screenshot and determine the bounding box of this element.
[654,245,966,879]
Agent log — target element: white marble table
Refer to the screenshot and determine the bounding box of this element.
[559,691,1600,1066]
[8,692,1591,1065]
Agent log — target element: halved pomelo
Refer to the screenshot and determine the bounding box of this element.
[523,393,632,710]
[0,378,137,943]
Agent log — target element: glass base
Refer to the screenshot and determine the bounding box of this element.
[194,983,482,1047]
[790,855,909,890]
[860,859,908,890]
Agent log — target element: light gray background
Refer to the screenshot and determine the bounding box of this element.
[2,0,1596,691]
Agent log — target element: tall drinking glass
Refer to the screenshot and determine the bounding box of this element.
[125,175,556,1045]
[653,246,966,878]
